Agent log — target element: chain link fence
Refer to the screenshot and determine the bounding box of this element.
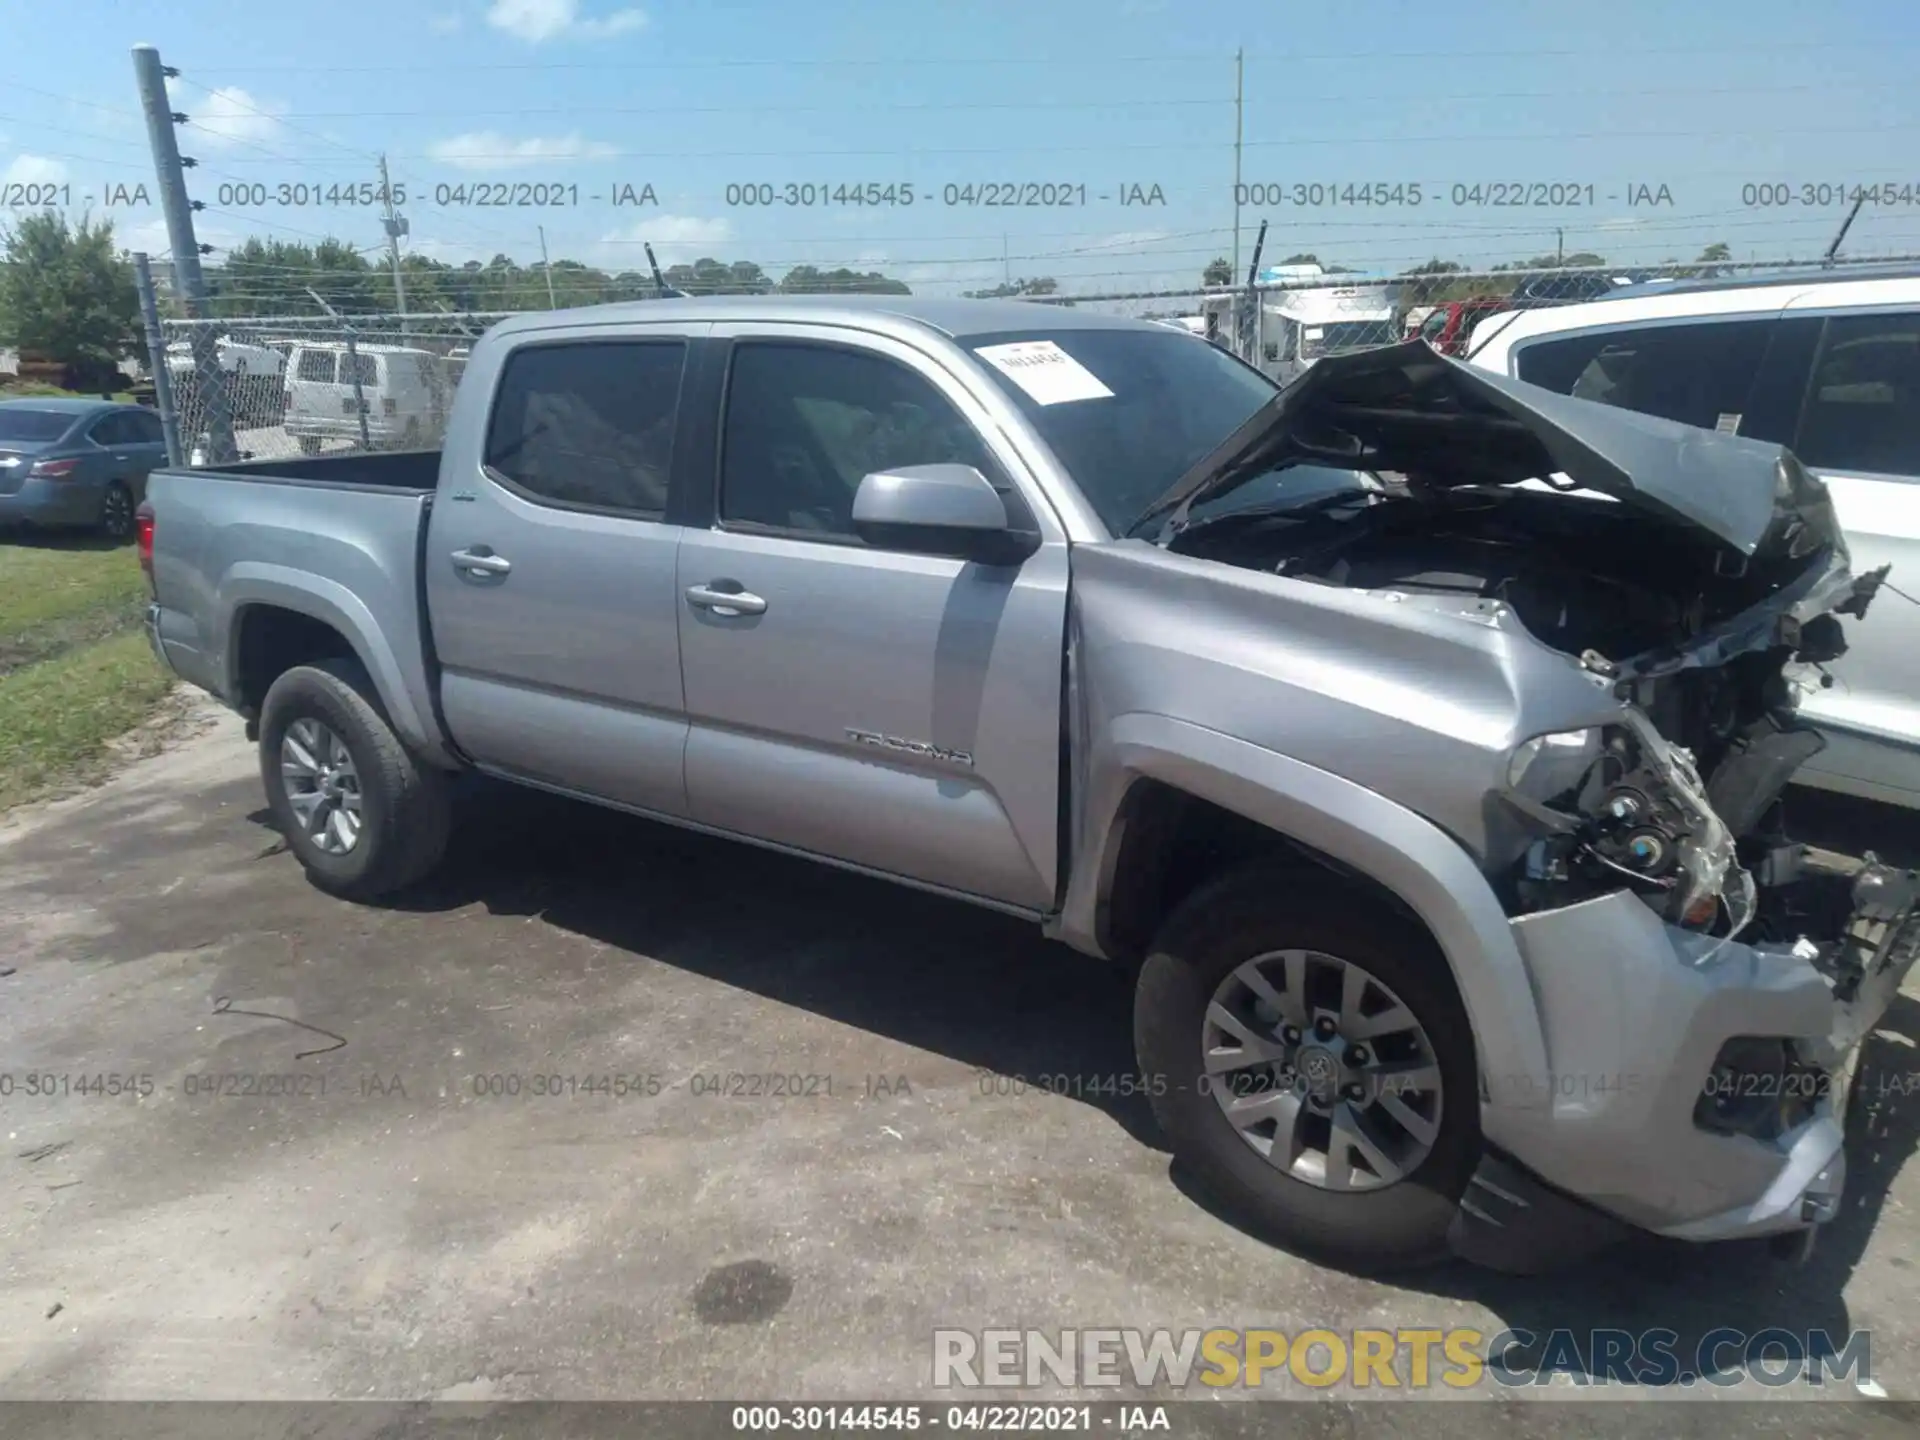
[156,255,1912,465]
[159,312,513,463]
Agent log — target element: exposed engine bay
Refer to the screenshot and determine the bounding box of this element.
[1168,476,1911,1026]
[1131,339,1920,1240]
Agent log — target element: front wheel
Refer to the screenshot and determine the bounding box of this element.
[1134,861,1480,1273]
[258,658,450,900]
[297,436,323,456]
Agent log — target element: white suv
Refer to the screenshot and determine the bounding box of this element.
[1466,267,1920,810]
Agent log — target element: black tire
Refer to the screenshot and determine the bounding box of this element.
[1134,859,1480,1273]
[258,658,451,901]
[298,436,323,456]
[99,482,135,540]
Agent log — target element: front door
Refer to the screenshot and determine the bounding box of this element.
[1782,310,1920,805]
[675,329,1070,911]
[424,327,703,815]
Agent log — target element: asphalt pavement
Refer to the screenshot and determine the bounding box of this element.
[2,698,1918,1431]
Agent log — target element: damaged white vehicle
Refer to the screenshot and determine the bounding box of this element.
[1107,340,1914,1271]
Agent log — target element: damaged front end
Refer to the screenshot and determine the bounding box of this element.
[1151,342,1918,1257]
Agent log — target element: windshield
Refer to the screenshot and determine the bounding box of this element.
[1299,320,1395,360]
[960,326,1276,535]
[0,409,77,443]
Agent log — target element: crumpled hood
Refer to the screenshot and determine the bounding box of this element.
[1138,339,1844,559]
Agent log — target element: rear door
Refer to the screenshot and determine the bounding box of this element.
[1773,307,1920,803]
[84,409,156,492]
[110,407,170,496]
[424,324,706,816]
[289,347,338,428]
[674,326,1070,912]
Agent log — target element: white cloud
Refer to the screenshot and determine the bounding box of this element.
[590,213,732,268]
[427,130,619,170]
[486,0,647,43]
[430,12,463,32]
[2,154,70,188]
[172,84,290,152]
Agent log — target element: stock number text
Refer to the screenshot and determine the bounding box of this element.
[725,182,915,207]
[1743,181,1920,207]
[215,182,406,208]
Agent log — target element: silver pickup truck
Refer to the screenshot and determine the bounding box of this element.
[140,296,1917,1276]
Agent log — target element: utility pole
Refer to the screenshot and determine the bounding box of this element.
[132,253,184,467]
[306,288,373,451]
[379,154,409,314]
[132,42,235,465]
[1556,227,1564,264]
[538,225,558,308]
[1003,234,1010,289]
[1231,47,1245,285]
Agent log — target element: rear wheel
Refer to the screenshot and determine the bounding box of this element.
[99,482,135,540]
[1134,860,1480,1273]
[258,658,450,900]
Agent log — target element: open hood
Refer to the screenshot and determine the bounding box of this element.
[1134,340,1843,560]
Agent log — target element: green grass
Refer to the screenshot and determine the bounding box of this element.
[0,540,151,672]
[0,537,174,810]
[3,382,140,403]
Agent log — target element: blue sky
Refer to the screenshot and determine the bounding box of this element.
[3,0,1919,298]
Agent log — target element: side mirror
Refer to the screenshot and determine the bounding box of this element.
[851,463,1040,565]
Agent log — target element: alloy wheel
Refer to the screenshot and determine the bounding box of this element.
[1201,948,1444,1191]
[280,717,364,855]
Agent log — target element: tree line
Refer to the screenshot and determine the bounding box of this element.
[2,206,1749,382]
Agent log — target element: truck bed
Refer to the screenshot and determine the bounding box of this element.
[144,450,449,764]
[182,448,442,493]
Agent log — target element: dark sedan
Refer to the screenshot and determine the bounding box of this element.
[0,398,170,539]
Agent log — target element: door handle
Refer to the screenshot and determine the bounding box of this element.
[685,582,767,617]
[451,547,512,576]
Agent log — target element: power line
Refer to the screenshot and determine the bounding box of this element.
[258,78,1920,120]
[178,121,1918,164]
[183,40,1920,74]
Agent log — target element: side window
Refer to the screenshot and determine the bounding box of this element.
[87,412,131,445]
[1516,319,1776,432]
[719,342,996,539]
[342,352,379,389]
[296,349,336,383]
[482,340,686,516]
[123,410,165,445]
[1794,313,1920,478]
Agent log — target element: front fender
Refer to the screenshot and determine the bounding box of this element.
[216,564,448,764]
[1052,711,1552,1134]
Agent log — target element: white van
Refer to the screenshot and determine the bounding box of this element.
[166,337,288,429]
[283,343,453,453]
[1465,265,1920,810]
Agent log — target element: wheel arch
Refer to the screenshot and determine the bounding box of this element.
[218,569,438,759]
[1054,712,1551,1122]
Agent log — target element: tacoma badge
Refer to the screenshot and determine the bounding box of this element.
[845,728,974,767]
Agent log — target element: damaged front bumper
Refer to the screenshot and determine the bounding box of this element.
[1455,857,1920,1272]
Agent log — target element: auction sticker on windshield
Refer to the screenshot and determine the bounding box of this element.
[974,340,1114,405]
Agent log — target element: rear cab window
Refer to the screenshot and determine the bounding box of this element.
[482,339,687,516]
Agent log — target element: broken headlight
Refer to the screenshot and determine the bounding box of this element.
[1505,713,1742,930]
